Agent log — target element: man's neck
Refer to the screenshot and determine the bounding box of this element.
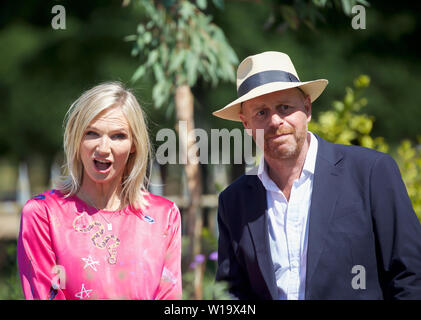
[264,133,311,201]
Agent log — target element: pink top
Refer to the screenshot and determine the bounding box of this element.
[17,189,182,300]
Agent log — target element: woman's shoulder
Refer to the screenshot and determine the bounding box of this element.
[22,189,67,216]
[139,192,180,220]
[138,193,181,230]
[144,192,177,209]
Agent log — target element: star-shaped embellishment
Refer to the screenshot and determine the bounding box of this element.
[82,255,100,272]
[75,283,92,300]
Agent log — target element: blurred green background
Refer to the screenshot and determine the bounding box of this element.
[0,0,420,299]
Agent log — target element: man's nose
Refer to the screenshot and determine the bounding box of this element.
[268,111,284,128]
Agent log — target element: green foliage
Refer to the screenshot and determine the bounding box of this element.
[396,139,421,220]
[309,75,388,153]
[264,0,370,32]
[181,229,230,300]
[310,75,421,220]
[0,2,144,162]
[127,0,238,114]
[0,243,24,300]
[182,266,230,300]
[0,268,23,300]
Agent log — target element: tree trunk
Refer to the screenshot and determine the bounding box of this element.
[174,85,204,300]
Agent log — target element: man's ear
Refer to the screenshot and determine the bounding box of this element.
[239,110,250,129]
[239,102,254,132]
[239,113,254,137]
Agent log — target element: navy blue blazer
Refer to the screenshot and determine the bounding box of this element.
[216,134,421,299]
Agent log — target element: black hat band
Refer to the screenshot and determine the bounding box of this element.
[237,70,299,98]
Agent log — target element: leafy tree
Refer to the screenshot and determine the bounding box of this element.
[127,0,238,299]
[310,75,421,221]
[256,0,370,33]
[396,139,421,220]
[0,1,144,187]
[309,74,388,152]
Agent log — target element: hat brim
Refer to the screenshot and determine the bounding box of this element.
[212,79,328,122]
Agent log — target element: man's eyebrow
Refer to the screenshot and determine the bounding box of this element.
[246,102,266,110]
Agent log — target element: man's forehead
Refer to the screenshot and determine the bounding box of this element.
[243,88,305,109]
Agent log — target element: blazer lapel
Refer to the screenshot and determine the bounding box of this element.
[246,176,278,299]
[305,136,344,296]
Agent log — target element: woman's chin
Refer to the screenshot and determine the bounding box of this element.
[83,171,118,185]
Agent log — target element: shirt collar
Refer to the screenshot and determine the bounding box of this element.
[257,131,318,190]
[302,131,318,176]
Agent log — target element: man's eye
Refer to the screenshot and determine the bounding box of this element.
[277,104,293,114]
[256,110,266,117]
[278,105,293,113]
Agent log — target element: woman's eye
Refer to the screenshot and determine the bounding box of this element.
[112,133,127,139]
[86,131,98,136]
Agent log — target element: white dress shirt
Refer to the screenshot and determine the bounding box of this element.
[257,132,318,300]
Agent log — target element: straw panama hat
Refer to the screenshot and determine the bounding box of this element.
[212,51,329,122]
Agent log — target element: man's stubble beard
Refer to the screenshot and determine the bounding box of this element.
[263,125,308,161]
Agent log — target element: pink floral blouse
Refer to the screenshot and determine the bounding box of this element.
[17,189,182,300]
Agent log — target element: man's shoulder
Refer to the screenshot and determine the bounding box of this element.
[317,135,389,165]
[335,143,383,158]
[219,173,259,199]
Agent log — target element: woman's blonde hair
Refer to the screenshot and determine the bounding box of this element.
[57,81,152,210]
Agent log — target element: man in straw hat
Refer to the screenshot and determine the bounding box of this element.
[213,51,421,299]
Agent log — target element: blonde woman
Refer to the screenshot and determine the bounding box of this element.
[17,82,181,300]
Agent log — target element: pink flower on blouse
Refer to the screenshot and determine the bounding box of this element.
[17,189,182,300]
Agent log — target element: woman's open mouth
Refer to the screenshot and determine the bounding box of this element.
[93,159,112,172]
